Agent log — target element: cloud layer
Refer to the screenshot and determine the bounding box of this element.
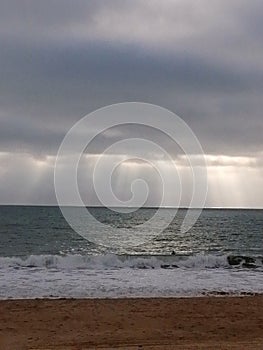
[0,0,263,206]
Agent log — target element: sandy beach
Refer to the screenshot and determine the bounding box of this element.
[0,296,262,349]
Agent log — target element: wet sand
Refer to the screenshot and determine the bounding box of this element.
[0,296,263,349]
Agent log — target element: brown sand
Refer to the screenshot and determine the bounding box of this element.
[0,296,263,349]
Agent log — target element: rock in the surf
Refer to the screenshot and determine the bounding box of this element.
[227,255,243,266]
[242,262,257,269]
[227,255,256,266]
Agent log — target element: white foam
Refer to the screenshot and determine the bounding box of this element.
[0,253,231,270]
[0,254,262,299]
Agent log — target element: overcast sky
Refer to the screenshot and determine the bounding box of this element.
[0,0,263,207]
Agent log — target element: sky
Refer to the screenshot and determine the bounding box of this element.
[0,0,263,207]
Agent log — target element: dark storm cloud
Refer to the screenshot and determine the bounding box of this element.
[1,37,263,155]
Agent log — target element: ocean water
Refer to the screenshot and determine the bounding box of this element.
[0,206,262,299]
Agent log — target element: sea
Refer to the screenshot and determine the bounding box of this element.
[0,206,262,299]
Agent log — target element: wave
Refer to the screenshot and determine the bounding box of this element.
[0,254,262,270]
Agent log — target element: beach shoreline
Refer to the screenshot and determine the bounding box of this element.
[0,295,263,349]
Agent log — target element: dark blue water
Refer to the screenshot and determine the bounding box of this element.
[0,206,262,257]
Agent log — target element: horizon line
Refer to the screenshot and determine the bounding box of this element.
[0,204,262,210]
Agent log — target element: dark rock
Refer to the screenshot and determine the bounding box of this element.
[171,264,179,268]
[227,255,255,266]
[161,264,171,269]
[243,256,255,264]
[227,255,243,266]
[242,262,257,269]
[161,264,179,269]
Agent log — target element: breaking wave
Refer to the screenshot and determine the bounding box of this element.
[0,254,262,270]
